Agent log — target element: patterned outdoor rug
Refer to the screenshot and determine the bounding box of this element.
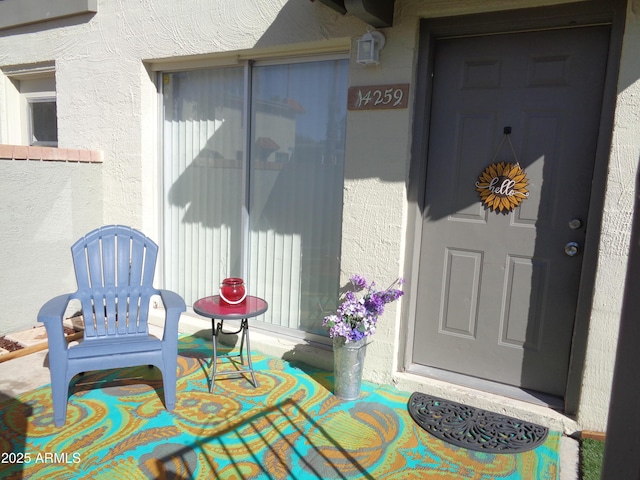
[408,393,549,454]
[0,335,560,479]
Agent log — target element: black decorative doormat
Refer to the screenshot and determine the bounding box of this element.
[408,392,549,454]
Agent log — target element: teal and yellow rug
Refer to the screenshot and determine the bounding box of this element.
[0,335,560,479]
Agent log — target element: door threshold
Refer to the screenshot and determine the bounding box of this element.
[407,364,564,411]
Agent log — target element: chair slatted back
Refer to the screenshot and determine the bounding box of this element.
[71,225,159,338]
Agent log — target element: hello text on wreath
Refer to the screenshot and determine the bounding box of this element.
[475,128,529,213]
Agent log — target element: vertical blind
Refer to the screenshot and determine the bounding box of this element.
[163,58,348,337]
[163,67,245,306]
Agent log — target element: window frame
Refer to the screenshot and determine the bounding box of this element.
[160,53,349,344]
[1,62,57,147]
[26,96,58,147]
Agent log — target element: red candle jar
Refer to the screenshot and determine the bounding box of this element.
[219,278,247,305]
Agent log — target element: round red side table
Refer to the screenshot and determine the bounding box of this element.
[193,295,268,392]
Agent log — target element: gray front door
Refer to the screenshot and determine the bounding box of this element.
[412,26,609,397]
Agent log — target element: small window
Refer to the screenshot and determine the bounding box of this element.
[1,63,57,146]
[28,98,58,146]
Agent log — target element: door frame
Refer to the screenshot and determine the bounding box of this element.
[402,1,626,414]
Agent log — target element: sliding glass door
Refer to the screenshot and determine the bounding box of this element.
[163,57,348,338]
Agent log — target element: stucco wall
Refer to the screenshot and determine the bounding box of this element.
[576,1,640,431]
[0,0,636,432]
[0,149,103,335]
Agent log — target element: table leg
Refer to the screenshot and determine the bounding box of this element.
[208,318,258,391]
[239,319,246,364]
[242,318,258,388]
[209,319,221,393]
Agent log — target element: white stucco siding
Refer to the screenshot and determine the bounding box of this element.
[341,176,408,385]
[0,160,103,334]
[341,62,414,387]
[577,4,640,431]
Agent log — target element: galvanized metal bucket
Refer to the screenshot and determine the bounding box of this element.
[333,337,367,400]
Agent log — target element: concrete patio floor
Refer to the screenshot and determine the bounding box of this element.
[0,315,581,479]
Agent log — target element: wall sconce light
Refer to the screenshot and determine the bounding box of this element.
[356,29,386,65]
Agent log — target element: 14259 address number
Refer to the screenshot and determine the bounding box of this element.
[347,84,409,111]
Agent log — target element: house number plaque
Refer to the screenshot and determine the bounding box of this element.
[347,84,409,110]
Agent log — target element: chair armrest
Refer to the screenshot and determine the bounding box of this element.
[159,289,186,315]
[38,294,72,352]
[158,289,186,345]
[38,294,72,324]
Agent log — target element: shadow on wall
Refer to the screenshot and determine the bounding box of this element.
[0,7,95,37]
[601,150,640,479]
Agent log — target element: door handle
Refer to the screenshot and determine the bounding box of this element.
[565,242,580,257]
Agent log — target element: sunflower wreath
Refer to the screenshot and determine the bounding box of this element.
[475,161,529,213]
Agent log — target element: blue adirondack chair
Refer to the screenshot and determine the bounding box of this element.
[38,225,186,427]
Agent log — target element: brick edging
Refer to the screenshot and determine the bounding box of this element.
[0,144,103,163]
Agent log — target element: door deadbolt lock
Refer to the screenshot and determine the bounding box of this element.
[565,242,580,257]
[568,218,583,230]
